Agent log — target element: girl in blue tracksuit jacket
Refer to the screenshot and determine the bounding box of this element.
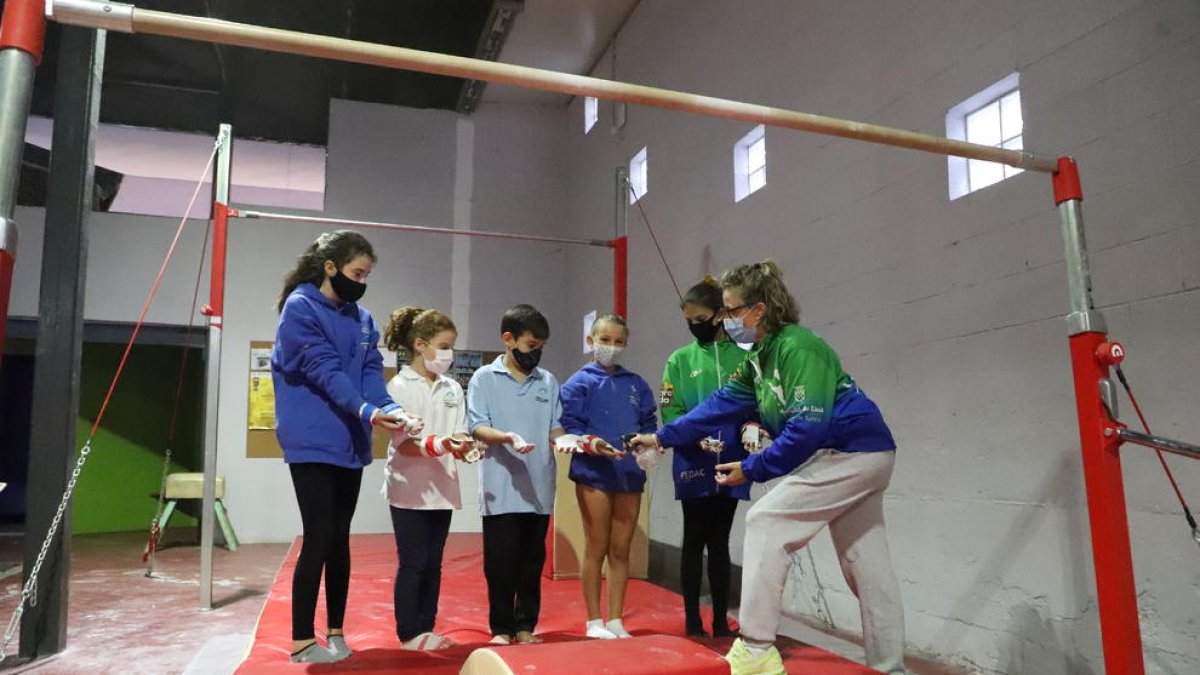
[271,230,420,664]
[559,314,657,640]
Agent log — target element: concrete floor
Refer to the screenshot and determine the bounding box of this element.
[0,531,288,675]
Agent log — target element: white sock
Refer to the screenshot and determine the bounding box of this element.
[605,618,632,638]
[585,618,618,639]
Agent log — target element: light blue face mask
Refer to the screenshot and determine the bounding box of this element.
[722,316,758,344]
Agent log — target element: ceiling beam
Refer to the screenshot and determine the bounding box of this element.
[455,0,522,114]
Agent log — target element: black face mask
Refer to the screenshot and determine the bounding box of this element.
[511,346,543,373]
[688,318,720,343]
[329,270,367,303]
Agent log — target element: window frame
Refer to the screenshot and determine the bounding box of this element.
[734,124,767,202]
[945,72,1023,200]
[629,146,648,204]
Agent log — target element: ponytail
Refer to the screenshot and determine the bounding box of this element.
[384,306,457,356]
[680,275,722,312]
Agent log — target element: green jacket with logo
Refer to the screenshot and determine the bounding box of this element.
[658,324,895,483]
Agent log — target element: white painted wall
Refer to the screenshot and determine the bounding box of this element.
[559,1,1200,673]
[10,99,571,543]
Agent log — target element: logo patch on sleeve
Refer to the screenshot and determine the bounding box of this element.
[659,384,675,405]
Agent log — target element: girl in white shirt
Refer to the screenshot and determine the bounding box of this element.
[382,307,478,651]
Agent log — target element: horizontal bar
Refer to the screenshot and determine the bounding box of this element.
[1117,428,1200,461]
[234,210,612,248]
[47,0,1058,173]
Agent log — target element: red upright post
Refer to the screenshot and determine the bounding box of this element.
[0,0,45,60]
[1055,157,1145,675]
[0,242,13,362]
[612,235,628,317]
[203,202,229,326]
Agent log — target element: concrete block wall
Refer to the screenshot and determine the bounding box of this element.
[559,1,1200,672]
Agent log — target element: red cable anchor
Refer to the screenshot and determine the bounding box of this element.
[1095,341,1125,366]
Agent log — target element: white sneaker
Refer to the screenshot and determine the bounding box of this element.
[585,619,618,639]
[606,619,633,638]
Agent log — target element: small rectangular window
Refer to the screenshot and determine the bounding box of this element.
[629,147,648,203]
[734,125,766,202]
[584,96,599,134]
[946,73,1023,199]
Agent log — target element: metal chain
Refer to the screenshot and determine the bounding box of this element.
[0,131,223,664]
[0,439,95,664]
[143,446,173,576]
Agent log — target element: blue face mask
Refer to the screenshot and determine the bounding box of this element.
[722,316,758,344]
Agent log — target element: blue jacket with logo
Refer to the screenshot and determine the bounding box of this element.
[660,338,752,500]
[561,362,658,493]
[271,283,402,469]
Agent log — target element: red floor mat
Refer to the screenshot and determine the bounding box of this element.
[236,533,876,674]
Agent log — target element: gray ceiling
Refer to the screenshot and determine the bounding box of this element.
[13,0,640,146]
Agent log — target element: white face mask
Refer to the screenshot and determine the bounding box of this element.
[424,348,454,375]
[593,343,624,367]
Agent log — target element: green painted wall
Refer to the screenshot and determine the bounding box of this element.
[71,342,204,534]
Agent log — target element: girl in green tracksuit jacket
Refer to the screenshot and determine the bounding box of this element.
[660,277,751,637]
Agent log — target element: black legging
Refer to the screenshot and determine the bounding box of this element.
[680,494,739,630]
[289,462,363,641]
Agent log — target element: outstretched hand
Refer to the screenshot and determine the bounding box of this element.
[586,436,625,460]
[445,436,479,460]
[623,433,661,454]
[371,409,405,431]
[715,461,747,487]
[506,432,536,454]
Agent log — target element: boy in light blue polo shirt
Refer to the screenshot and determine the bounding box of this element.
[467,304,566,645]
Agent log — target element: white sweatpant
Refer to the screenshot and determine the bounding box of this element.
[739,449,906,675]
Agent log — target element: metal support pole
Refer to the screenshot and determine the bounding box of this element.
[1055,157,1145,675]
[615,166,629,239]
[21,23,104,658]
[0,0,46,364]
[198,124,231,610]
[1117,429,1200,461]
[235,210,609,248]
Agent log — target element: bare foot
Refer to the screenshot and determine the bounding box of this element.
[489,634,512,645]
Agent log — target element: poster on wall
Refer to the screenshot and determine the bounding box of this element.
[396,348,497,392]
[247,372,275,430]
[450,350,490,390]
[249,346,272,372]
